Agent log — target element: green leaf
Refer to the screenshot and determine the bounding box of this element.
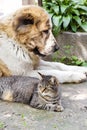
[73,16,81,25]
[73,15,87,32]
[79,10,87,15]
[81,22,87,32]
[76,60,83,65]
[72,56,78,61]
[53,25,61,36]
[46,2,54,7]
[70,21,77,32]
[63,15,71,28]
[52,15,62,27]
[82,62,87,67]
[72,9,80,15]
[61,4,69,14]
[60,56,67,62]
[52,5,59,14]
[78,5,87,11]
[0,122,4,128]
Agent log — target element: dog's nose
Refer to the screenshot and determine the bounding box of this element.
[54,44,60,52]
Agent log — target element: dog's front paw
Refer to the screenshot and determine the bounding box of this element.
[77,67,87,75]
[69,66,87,75]
[58,71,86,83]
[69,72,86,83]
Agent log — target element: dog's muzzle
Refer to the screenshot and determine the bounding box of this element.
[33,47,46,57]
[33,44,59,57]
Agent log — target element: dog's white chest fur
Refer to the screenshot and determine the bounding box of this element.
[0,33,33,75]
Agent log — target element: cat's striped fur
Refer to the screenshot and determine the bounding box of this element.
[0,73,63,112]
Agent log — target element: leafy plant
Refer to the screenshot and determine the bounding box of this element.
[43,0,87,35]
[21,114,28,127]
[0,121,5,129]
[60,56,84,66]
[52,51,87,66]
[63,45,74,55]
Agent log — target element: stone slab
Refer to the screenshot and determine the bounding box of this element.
[0,81,87,130]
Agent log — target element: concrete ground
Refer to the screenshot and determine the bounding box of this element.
[0,81,87,130]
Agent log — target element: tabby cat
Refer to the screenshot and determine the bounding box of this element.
[0,73,63,112]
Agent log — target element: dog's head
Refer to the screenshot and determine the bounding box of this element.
[12,6,59,57]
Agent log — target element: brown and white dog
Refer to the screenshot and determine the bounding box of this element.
[0,5,87,83]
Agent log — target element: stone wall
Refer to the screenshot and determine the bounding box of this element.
[56,32,87,61]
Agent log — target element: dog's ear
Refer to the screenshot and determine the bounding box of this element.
[12,14,34,32]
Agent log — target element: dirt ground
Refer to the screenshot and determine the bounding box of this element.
[0,81,87,130]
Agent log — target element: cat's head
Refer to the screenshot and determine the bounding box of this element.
[38,73,60,99]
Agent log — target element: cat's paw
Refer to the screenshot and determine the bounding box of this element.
[55,105,64,112]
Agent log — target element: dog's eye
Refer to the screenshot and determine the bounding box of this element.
[22,19,34,25]
[43,30,49,34]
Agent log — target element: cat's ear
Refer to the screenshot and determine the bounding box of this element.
[38,72,45,79]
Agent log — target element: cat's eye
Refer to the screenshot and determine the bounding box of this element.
[38,84,42,88]
[49,78,57,85]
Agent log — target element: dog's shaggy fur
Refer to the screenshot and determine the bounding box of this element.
[0,5,87,83]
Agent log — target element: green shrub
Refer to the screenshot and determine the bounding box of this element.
[43,0,87,35]
[52,52,87,66]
